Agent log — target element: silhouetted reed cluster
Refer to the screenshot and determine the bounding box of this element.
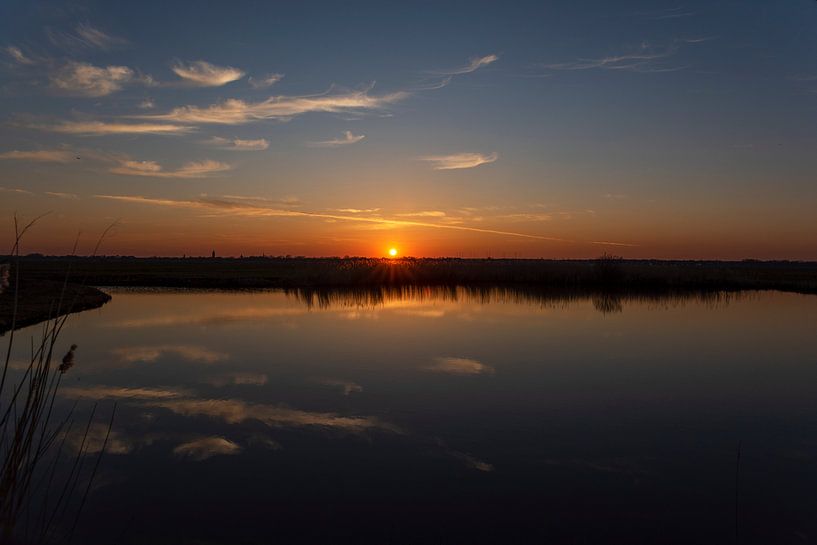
[9,255,817,294]
[1,217,114,544]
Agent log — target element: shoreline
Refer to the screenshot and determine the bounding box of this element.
[2,257,815,332]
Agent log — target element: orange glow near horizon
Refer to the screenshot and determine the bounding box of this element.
[388,247,398,258]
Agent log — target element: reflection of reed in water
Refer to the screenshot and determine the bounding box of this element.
[286,285,740,314]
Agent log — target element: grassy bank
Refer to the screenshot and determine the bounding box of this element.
[0,277,111,334]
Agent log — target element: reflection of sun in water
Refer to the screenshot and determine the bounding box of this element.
[388,248,398,257]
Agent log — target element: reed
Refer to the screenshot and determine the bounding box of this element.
[0,216,115,544]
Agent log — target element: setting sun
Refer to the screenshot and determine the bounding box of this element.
[388,248,398,257]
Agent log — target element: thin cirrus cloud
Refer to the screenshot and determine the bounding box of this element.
[396,210,446,218]
[207,136,269,151]
[171,60,245,87]
[138,88,408,125]
[542,43,684,73]
[0,149,76,163]
[36,120,194,136]
[308,130,365,147]
[110,159,231,179]
[443,54,499,75]
[45,191,78,199]
[47,23,128,50]
[74,23,129,49]
[248,73,284,89]
[425,357,495,375]
[420,152,498,170]
[417,54,499,90]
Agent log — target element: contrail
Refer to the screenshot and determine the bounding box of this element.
[94,194,635,247]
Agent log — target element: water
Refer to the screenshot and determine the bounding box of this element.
[9,288,817,544]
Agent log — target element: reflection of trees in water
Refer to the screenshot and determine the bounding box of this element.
[286,285,740,315]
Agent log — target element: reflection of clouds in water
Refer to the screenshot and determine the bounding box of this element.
[434,438,494,472]
[541,458,653,478]
[68,422,133,455]
[451,451,494,472]
[317,378,363,396]
[109,307,308,328]
[394,308,446,318]
[206,372,268,387]
[247,434,282,451]
[425,357,494,375]
[61,385,187,399]
[147,398,400,433]
[174,436,242,461]
[113,345,228,364]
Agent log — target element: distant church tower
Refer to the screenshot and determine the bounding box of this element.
[211,250,216,258]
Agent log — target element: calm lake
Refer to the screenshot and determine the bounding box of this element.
[11,288,817,544]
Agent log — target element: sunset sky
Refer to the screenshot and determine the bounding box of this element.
[1,0,816,259]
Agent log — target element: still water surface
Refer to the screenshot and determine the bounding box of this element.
[13,288,817,544]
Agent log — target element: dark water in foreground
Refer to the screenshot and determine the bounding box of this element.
[9,288,817,544]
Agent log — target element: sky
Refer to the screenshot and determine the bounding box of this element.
[1,0,816,259]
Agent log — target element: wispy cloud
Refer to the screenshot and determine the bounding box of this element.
[47,23,127,50]
[219,194,301,206]
[45,191,78,199]
[418,54,499,91]
[333,207,380,213]
[174,437,241,461]
[395,210,446,218]
[0,187,33,195]
[4,46,36,65]
[138,88,408,125]
[171,60,245,86]
[113,344,228,364]
[248,73,284,89]
[541,43,683,73]
[0,149,76,163]
[36,120,194,136]
[420,152,498,170]
[74,23,128,49]
[438,54,499,75]
[206,136,269,151]
[425,357,494,375]
[138,98,155,109]
[51,61,135,96]
[110,159,230,178]
[308,130,365,147]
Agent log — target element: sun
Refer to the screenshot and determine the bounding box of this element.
[388,248,398,257]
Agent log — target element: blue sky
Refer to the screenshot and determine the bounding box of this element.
[1,0,816,258]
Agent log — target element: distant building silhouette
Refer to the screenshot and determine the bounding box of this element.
[211,250,216,258]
